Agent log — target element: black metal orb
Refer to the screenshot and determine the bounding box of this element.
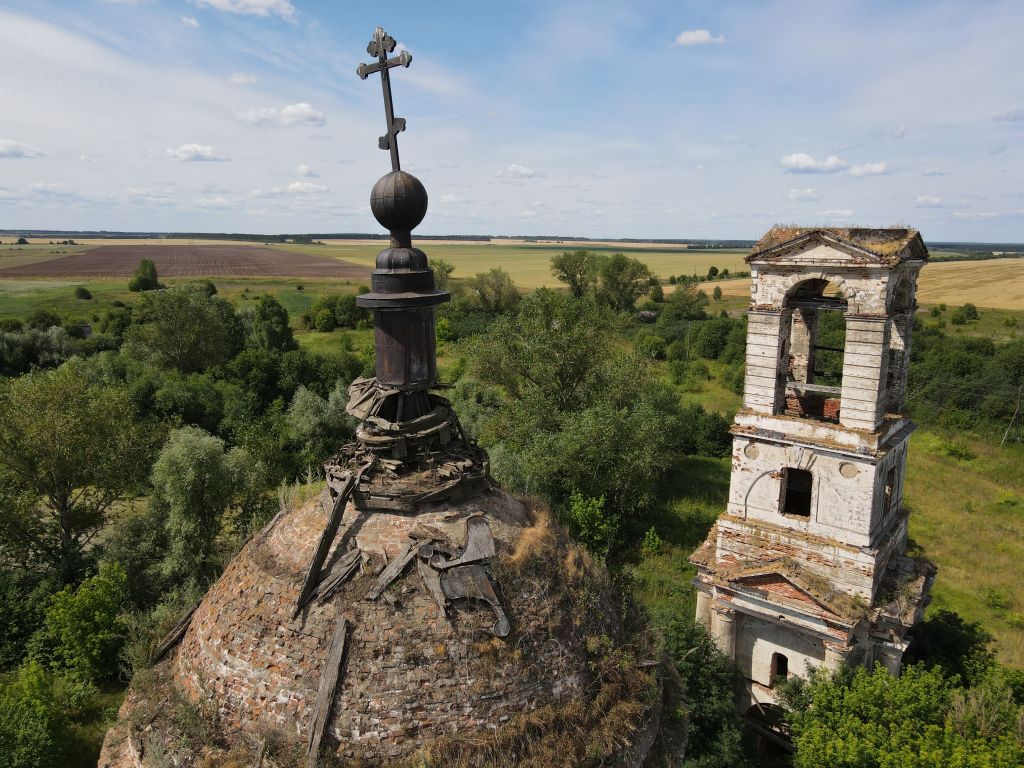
[370,171,428,234]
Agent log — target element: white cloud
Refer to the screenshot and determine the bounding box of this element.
[296,163,318,177]
[849,161,888,176]
[921,168,949,177]
[441,194,464,204]
[228,72,258,85]
[674,29,725,47]
[30,182,74,195]
[914,196,943,207]
[193,0,295,20]
[992,109,1024,122]
[196,195,233,207]
[0,140,44,158]
[234,102,325,127]
[781,153,848,173]
[286,181,327,193]
[181,16,200,28]
[498,163,539,179]
[164,143,230,161]
[952,210,1001,219]
[788,187,821,201]
[818,209,854,217]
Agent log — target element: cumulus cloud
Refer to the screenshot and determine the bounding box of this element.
[441,194,464,204]
[196,195,233,207]
[818,209,854,217]
[992,109,1024,122]
[788,188,821,201]
[0,140,44,158]
[781,153,848,173]
[286,181,327,193]
[181,16,200,28]
[165,143,230,161]
[914,196,943,207]
[228,72,258,85]
[296,163,318,177]
[193,0,295,20]
[674,29,725,47]
[234,102,325,127]
[849,161,888,176]
[498,163,541,179]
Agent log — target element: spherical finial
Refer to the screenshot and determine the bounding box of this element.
[370,171,428,235]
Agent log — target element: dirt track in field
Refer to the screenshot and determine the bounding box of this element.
[0,244,371,279]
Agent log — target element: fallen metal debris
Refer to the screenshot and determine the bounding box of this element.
[429,514,494,570]
[440,564,511,637]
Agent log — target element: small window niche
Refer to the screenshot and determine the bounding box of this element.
[780,468,813,517]
[770,652,789,686]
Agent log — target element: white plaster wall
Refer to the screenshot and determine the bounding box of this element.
[727,437,878,544]
[736,615,826,688]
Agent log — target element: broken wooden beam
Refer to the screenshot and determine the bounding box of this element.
[151,602,199,664]
[306,616,349,768]
[364,542,417,601]
[313,548,362,604]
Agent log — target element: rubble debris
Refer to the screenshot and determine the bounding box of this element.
[440,564,511,637]
[306,616,349,768]
[417,555,448,616]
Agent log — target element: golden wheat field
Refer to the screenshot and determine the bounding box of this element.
[699,258,1024,310]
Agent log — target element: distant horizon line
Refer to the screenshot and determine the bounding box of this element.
[2,229,1023,251]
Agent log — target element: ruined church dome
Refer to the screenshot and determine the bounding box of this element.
[99,479,661,767]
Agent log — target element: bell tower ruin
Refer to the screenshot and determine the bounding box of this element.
[692,227,936,714]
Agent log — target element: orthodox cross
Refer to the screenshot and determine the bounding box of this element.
[357,27,412,172]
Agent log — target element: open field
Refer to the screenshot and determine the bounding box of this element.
[700,257,1024,311]
[0,244,370,280]
[275,242,750,289]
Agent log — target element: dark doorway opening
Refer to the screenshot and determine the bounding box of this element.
[781,468,813,517]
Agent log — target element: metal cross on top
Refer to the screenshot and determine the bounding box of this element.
[357,27,412,172]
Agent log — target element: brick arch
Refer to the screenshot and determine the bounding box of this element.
[780,272,861,315]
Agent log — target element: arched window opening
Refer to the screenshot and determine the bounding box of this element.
[780,468,813,517]
[779,279,847,423]
[770,652,789,686]
[883,466,897,518]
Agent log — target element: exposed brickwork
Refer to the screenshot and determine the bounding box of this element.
[784,393,841,422]
[103,490,611,766]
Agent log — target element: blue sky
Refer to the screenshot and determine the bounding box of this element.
[0,0,1021,240]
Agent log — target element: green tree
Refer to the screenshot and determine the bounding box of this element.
[128,258,160,292]
[598,253,652,311]
[0,661,92,768]
[468,290,684,520]
[649,283,665,302]
[24,309,60,331]
[0,363,160,579]
[432,258,455,290]
[712,285,723,301]
[122,287,243,372]
[247,295,297,352]
[285,382,351,466]
[707,265,719,279]
[780,664,1024,768]
[550,250,599,298]
[467,268,520,314]
[33,562,127,683]
[150,426,242,585]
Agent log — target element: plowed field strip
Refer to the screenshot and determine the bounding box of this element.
[0,245,370,279]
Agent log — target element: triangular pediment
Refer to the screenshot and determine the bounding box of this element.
[747,227,927,267]
[725,560,867,622]
[733,571,833,612]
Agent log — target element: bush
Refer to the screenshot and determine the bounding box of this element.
[73,286,92,300]
[0,318,23,333]
[25,309,60,331]
[634,332,667,360]
[34,562,128,683]
[693,316,737,359]
[128,259,160,292]
[951,303,980,325]
[564,491,616,560]
[649,283,664,302]
[0,661,93,768]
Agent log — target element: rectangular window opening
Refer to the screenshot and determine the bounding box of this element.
[781,468,813,517]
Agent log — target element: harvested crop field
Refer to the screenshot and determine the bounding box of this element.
[0,244,370,279]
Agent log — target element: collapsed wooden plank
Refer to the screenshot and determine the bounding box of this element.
[417,556,448,616]
[364,542,417,601]
[306,616,349,768]
[313,548,363,604]
[151,602,199,664]
[293,469,363,618]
